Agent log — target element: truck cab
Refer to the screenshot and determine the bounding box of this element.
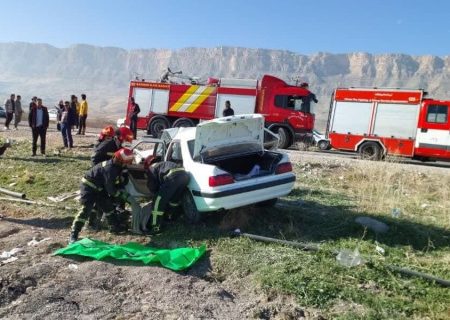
[256,75,315,148]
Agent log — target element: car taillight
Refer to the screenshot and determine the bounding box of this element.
[275,162,292,174]
[209,174,234,187]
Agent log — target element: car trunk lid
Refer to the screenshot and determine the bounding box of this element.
[193,114,264,161]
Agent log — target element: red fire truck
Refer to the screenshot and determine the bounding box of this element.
[326,87,450,161]
[123,74,315,149]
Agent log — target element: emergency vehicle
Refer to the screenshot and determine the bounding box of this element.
[326,88,450,161]
[123,73,315,149]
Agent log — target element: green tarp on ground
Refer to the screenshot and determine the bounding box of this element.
[54,238,206,271]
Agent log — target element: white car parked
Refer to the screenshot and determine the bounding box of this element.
[48,108,59,122]
[312,129,331,150]
[126,114,296,223]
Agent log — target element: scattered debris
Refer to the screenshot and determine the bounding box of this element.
[233,229,320,251]
[375,243,385,255]
[336,249,365,267]
[1,256,18,264]
[1,247,24,259]
[27,237,52,247]
[0,196,72,209]
[355,216,389,234]
[0,186,26,199]
[391,208,401,218]
[47,190,80,203]
[420,203,429,209]
[68,264,79,270]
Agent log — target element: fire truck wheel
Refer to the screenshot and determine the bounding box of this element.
[173,118,195,128]
[181,191,201,224]
[149,117,170,138]
[277,127,291,149]
[359,141,382,161]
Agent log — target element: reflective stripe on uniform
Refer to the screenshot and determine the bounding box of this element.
[165,168,185,179]
[81,177,102,191]
[153,195,162,212]
[152,210,164,226]
[102,161,108,167]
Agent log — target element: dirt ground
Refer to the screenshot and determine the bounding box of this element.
[0,126,313,320]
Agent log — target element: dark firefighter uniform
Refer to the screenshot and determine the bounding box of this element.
[70,159,128,242]
[146,161,190,232]
[91,137,121,166]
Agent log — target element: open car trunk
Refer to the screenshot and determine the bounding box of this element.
[205,151,283,180]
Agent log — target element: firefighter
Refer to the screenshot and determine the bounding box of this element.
[145,156,190,233]
[69,148,134,244]
[97,125,115,142]
[299,82,318,113]
[91,126,133,166]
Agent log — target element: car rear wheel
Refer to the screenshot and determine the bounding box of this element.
[181,191,201,224]
[318,140,330,150]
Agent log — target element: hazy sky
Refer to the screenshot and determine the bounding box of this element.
[1,0,449,56]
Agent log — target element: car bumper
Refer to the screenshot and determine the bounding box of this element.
[191,174,296,212]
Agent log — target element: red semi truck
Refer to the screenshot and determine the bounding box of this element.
[326,87,450,161]
[123,74,315,149]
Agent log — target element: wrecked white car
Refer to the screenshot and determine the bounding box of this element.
[126,114,296,222]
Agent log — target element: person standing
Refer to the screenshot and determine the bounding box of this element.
[29,96,37,111]
[70,95,79,132]
[4,93,15,130]
[13,95,23,130]
[299,82,318,113]
[77,94,88,135]
[59,101,73,148]
[222,100,234,117]
[28,98,49,156]
[129,97,140,139]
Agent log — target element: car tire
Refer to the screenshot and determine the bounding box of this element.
[172,118,195,128]
[318,140,330,151]
[181,191,201,224]
[256,198,278,207]
[149,116,170,138]
[359,141,382,161]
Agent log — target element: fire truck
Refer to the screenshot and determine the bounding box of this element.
[123,72,315,149]
[326,87,450,161]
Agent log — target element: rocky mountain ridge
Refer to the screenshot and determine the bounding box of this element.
[1,42,449,125]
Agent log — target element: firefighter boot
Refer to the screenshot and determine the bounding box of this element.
[149,210,165,234]
[69,231,79,244]
[105,211,122,234]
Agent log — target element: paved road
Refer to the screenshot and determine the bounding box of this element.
[285,147,450,171]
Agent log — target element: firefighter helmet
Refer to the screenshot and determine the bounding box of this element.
[98,125,115,140]
[114,148,134,164]
[117,127,133,143]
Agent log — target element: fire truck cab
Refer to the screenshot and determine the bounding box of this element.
[124,74,315,149]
